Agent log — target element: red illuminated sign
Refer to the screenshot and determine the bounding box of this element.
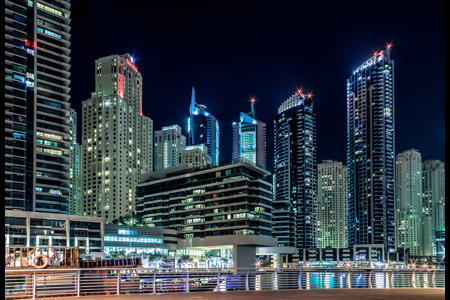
[126,59,138,73]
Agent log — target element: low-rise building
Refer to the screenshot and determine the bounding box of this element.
[103,223,177,256]
[136,161,278,268]
[5,210,104,255]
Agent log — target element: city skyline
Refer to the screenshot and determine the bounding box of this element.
[4,0,446,279]
[69,1,445,172]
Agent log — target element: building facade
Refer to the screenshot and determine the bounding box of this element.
[396,149,423,256]
[5,210,104,255]
[81,54,153,222]
[422,159,445,256]
[136,161,278,268]
[179,144,211,169]
[346,45,396,259]
[273,91,317,250]
[103,224,177,256]
[69,108,82,215]
[188,87,219,165]
[232,100,267,168]
[5,0,72,213]
[154,125,186,171]
[317,160,348,249]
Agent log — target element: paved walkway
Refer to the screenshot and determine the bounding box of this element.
[49,288,445,300]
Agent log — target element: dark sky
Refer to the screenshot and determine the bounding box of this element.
[70,0,445,172]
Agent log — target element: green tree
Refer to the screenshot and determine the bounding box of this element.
[201,250,214,268]
[148,251,168,268]
[111,212,145,226]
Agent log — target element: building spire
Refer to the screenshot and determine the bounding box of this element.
[190,86,195,114]
[250,98,256,118]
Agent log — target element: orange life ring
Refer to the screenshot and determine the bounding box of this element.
[33,254,49,269]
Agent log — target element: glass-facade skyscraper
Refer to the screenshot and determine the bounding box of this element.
[346,46,396,259]
[232,100,266,168]
[188,87,219,165]
[5,0,72,213]
[273,91,317,250]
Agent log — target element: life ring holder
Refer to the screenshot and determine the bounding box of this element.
[33,254,49,269]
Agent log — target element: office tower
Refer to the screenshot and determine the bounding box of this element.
[273,91,317,249]
[347,45,396,259]
[317,160,348,249]
[5,1,71,213]
[179,144,211,169]
[422,160,445,256]
[232,99,267,168]
[396,149,423,256]
[82,54,153,223]
[69,108,82,215]
[154,125,186,171]
[188,87,219,165]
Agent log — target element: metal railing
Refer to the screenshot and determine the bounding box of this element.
[5,267,445,299]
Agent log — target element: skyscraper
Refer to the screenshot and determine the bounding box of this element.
[188,87,219,165]
[154,125,186,171]
[422,159,445,256]
[82,54,153,222]
[273,91,317,250]
[317,160,348,249]
[232,99,267,168]
[69,108,82,215]
[5,1,72,213]
[396,149,423,256]
[346,45,396,259]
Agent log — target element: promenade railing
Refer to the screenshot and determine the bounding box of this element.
[5,267,445,299]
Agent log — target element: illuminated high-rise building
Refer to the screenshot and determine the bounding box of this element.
[273,91,317,250]
[154,125,186,171]
[422,159,445,256]
[69,108,82,215]
[5,1,71,213]
[346,45,396,259]
[187,87,219,165]
[82,54,153,223]
[232,99,267,169]
[396,149,423,256]
[317,160,348,249]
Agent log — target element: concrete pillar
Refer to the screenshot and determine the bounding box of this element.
[233,245,256,291]
[233,245,256,269]
[275,253,283,268]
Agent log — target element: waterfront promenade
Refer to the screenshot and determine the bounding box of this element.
[51,289,445,300]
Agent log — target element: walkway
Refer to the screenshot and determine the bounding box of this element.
[47,288,445,300]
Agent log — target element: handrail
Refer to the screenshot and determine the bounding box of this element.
[5,267,445,299]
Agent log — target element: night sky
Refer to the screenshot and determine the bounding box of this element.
[70,1,445,173]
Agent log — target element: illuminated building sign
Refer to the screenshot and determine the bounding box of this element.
[126,58,138,73]
[353,57,377,75]
[14,74,25,82]
[104,235,163,244]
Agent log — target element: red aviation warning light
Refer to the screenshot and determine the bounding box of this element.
[374,51,379,57]
[250,97,255,103]
[297,88,302,94]
[307,93,312,99]
[387,43,392,49]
